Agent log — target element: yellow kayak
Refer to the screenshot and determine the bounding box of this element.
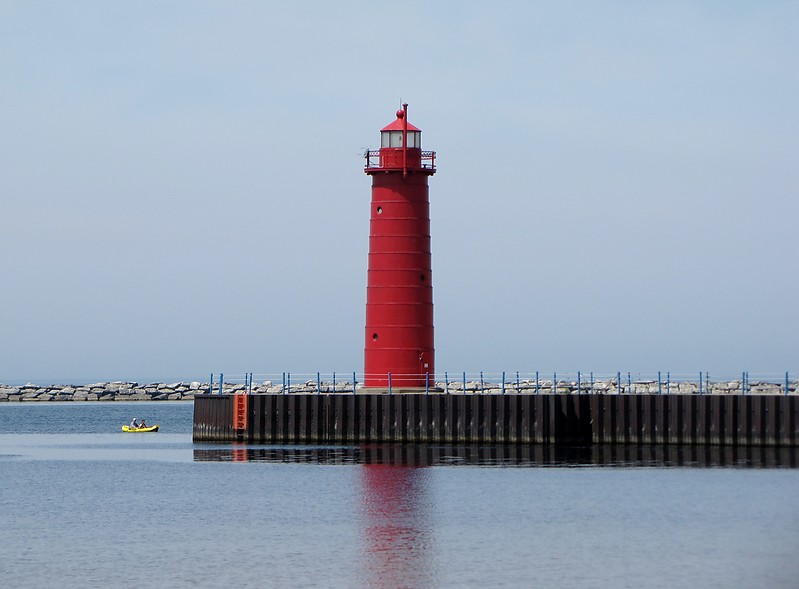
[121,425,160,433]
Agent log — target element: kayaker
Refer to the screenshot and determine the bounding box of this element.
[139,419,147,429]
[130,417,139,428]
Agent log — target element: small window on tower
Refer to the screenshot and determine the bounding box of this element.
[406,132,420,148]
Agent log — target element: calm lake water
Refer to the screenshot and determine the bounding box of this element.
[1,402,798,589]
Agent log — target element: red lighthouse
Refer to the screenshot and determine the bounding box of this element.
[364,104,436,389]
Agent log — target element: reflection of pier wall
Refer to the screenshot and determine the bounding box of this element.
[192,393,799,447]
[192,444,798,468]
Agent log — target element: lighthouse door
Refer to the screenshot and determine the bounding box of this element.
[419,351,429,379]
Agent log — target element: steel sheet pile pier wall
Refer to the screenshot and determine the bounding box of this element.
[193,394,799,446]
[192,394,234,441]
[589,394,798,446]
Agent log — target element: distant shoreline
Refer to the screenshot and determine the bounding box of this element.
[1,377,794,401]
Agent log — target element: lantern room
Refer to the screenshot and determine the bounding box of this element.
[364,105,436,174]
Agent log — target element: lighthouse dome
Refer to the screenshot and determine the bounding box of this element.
[380,114,422,148]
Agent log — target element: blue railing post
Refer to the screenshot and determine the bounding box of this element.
[742,371,745,394]
[317,372,321,395]
[333,372,336,393]
[388,372,392,395]
[667,371,671,394]
[658,371,662,395]
[699,371,703,395]
[480,371,484,394]
[353,371,357,395]
[590,372,594,394]
[218,373,224,395]
[535,371,539,395]
[516,371,520,392]
[553,372,557,394]
[288,372,291,394]
[787,371,790,396]
[282,372,286,394]
[209,373,214,395]
[463,371,466,395]
[425,372,429,395]
[502,371,506,395]
[445,371,449,391]
[577,371,581,395]
[617,372,621,395]
[627,372,631,394]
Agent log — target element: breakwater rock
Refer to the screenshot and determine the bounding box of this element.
[443,379,795,396]
[0,382,207,402]
[1,378,794,401]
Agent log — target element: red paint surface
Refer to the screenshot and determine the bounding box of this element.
[364,107,436,388]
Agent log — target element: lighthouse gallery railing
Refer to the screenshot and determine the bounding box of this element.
[364,149,436,170]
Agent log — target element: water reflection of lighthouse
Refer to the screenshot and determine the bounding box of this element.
[359,464,434,588]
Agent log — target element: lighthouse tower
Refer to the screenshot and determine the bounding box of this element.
[364,104,436,389]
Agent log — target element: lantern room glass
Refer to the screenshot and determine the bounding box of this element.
[381,130,421,148]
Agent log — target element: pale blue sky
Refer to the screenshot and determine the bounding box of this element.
[2,1,797,383]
